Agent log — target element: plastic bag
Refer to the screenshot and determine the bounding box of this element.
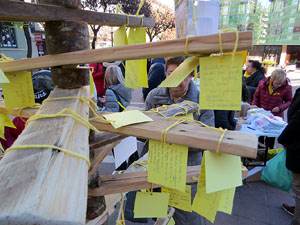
[261,149,292,192]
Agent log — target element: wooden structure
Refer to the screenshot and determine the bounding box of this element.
[0,1,256,224]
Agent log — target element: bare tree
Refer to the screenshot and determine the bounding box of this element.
[146,0,175,42]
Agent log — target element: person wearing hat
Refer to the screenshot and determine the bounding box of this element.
[0,71,55,149]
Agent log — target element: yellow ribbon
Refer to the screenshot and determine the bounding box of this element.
[136,0,144,16]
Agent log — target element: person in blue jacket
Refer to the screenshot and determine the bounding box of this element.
[99,65,131,112]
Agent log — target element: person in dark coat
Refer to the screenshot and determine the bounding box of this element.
[214,110,236,130]
[278,87,300,225]
[142,58,166,100]
[252,69,292,119]
[243,60,266,100]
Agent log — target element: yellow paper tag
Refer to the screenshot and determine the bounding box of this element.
[218,187,235,214]
[114,25,128,46]
[2,71,35,109]
[148,140,188,192]
[167,217,175,225]
[162,185,192,212]
[192,153,222,223]
[199,55,243,110]
[125,27,147,89]
[103,110,153,129]
[90,72,95,96]
[0,68,10,83]
[159,57,199,88]
[134,192,169,218]
[205,151,242,193]
[0,113,16,139]
[224,50,248,66]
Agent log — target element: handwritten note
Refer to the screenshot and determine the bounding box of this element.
[205,151,242,193]
[125,27,147,89]
[2,71,35,109]
[199,55,243,110]
[192,153,222,223]
[218,187,236,214]
[159,57,199,87]
[103,110,153,129]
[162,185,192,212]
[114,25,128,46]
[148,140,188,192]
[0,69,9,83]
[134,192,169,218]
[0,113,16,139]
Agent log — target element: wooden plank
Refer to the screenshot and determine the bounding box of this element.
[91,111,258,158]
[0,31,252,72]
[88,166,201,196]
[0,100,39,118]
[0,87,90,224]
[0,0,154,27]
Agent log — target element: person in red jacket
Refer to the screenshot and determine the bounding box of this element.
[252,69,292,119]
[89,63,106,107]
[252,69,292,149]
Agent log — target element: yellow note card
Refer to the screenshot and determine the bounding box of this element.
[167,217,175,225]
[192,153,222,223]
[90,72,95,96]
[134,192,169,218]
[0,68,10,83]
[148,140,188,192]
[162,185,192,212]
[125,27,147,89]
[114,25,128,46]
[218,187,236,214]
[0,113,16,139]
[159,57,199,88]
[224,50,248,66]
[103,110,153,129]
[199,55,243,110]
[2,71,35,109]
[205,151,242,193]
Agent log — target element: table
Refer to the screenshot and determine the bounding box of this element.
[239,124,285,166]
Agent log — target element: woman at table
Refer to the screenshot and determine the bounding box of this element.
[252,69,292,149]
[252,69,292,119]
[278,87,300,225]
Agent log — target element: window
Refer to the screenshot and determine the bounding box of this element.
[0,22,17,48]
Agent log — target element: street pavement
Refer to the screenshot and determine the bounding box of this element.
[103,70,300,225]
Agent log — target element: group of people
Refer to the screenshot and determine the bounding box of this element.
[1,55,299,225]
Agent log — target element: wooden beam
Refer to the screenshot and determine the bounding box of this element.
[0,31,252,72]
[88,166,201,196]
[91,111,257,158]
[0,87,90,224]
[0,0,154,27]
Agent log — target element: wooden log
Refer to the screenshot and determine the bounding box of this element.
[0,31,252,72]
[0,87,90,225]
[0,0,154,27]
[38,0,90,89]
[90,111,258,158]
[88,166,201,196]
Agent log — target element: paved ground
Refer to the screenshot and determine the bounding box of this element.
[103,70,300,225]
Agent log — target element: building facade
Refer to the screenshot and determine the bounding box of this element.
[218,0,300,68]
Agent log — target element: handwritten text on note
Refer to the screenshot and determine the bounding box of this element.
[148,140,188,192]
[162,185,192,212]
[199,55,243,110]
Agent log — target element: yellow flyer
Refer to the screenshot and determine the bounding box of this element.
[134,192,169,218]
[199,55,243,110]
[162,185,192,212]
[2,71,35,109]
[148,140,188,192]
